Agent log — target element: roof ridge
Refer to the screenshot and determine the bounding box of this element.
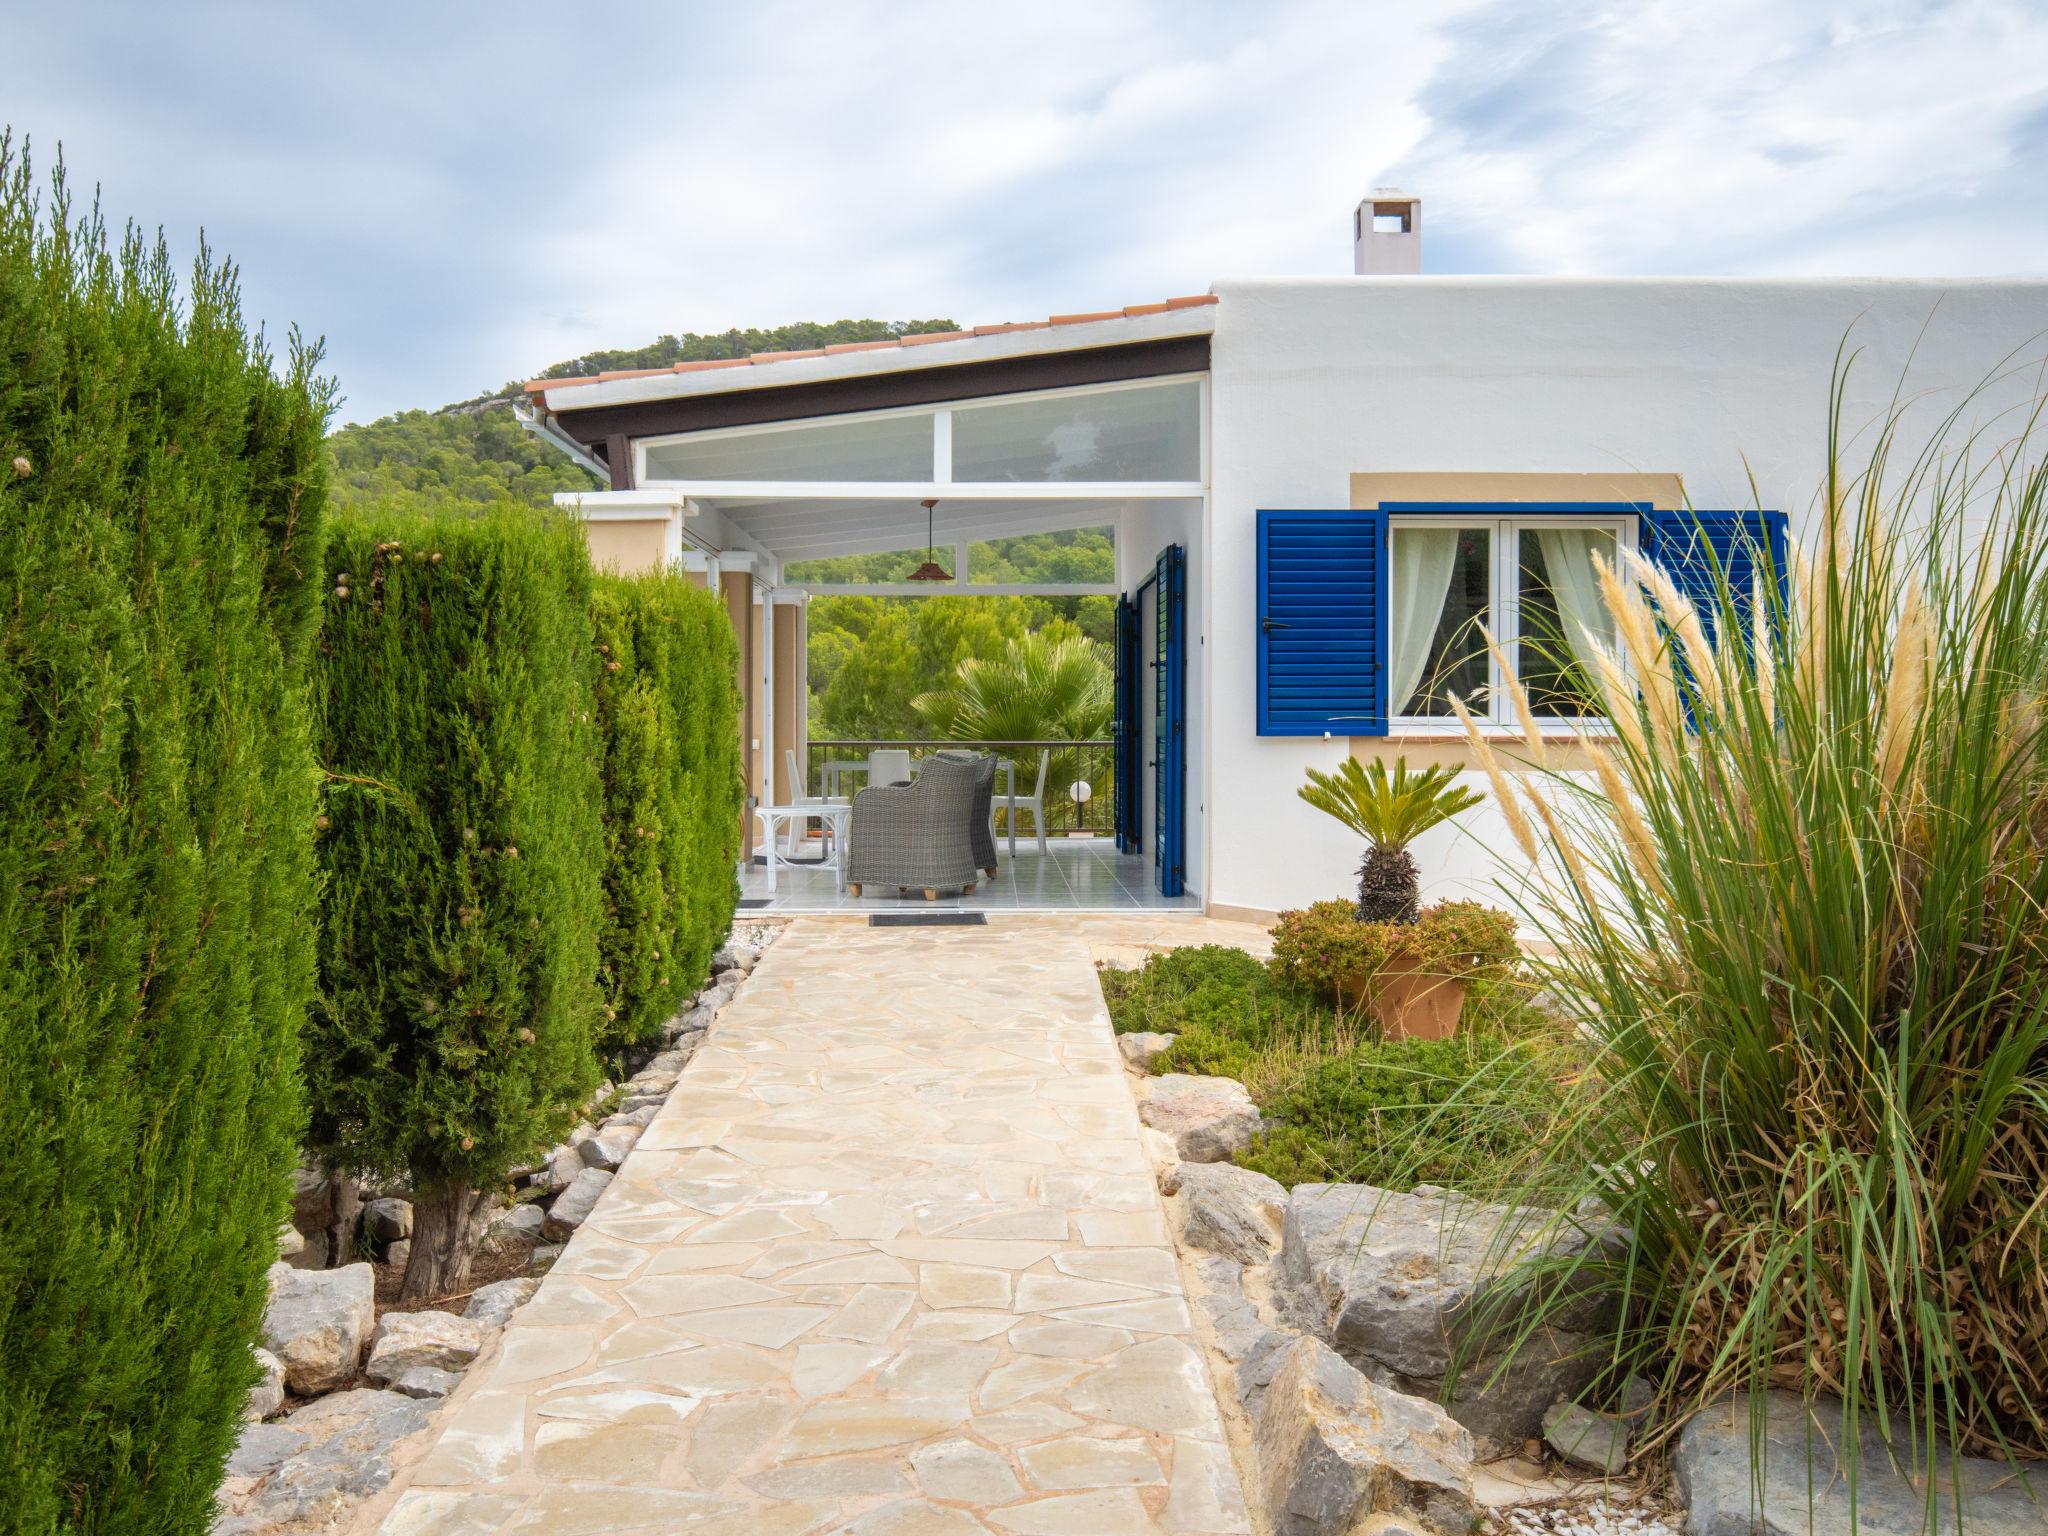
[524,295,1217,394]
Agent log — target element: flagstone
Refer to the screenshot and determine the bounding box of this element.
[791,1341,891,1395]
[978,1357,1087,1411]
[1018,1435,1166,1489]
[618,1273,786,1316]
[991,1488,1164,1535]
[819,1284,917,1342]
[532,1417,681,1481]
[910,1440,1026,1504]
[369,917,1252,1536]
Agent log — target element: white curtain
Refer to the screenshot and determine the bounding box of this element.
[1536,529,1617,675]
[1389,528,1462,715]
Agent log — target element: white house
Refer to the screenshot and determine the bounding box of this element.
[519,194,2048,922]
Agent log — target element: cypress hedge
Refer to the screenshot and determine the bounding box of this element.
[0,142,331,1532]
[591,569,743,1053]
[307,507,604,1300]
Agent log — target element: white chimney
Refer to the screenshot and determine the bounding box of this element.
[1353,188,1421,275]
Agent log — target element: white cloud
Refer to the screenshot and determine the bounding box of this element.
[4,0,2041,422]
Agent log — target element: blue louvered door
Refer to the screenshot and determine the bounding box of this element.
[1152,546,1186,897]
[1112,593,1141,854]
[1256,510,1388,736]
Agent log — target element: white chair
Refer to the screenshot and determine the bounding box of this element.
[868,748,913,788]
[781,749,847,859]
[1004,749,1051,856]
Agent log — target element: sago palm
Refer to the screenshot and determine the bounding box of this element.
[913,630,1112,808]
[1298,757,1483,923]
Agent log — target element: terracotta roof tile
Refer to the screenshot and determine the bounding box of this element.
[524,294,1216,395]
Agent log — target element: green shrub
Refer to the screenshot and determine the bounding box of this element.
[1239,1018,1572,1191]
[1268,898,1518,1002]
[1470,374,2048,1466]
[0,141,330,1533]
[308,507,604,1300]
[1099,945,1569,1193]
[591,569,742,1053]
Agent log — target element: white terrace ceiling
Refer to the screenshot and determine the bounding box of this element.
[698,494,1173,563]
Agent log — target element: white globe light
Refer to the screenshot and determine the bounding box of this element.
[1068,780,1093,804]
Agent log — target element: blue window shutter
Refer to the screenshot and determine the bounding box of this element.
[1640,509,1789,650]
[1256,509,1387,737]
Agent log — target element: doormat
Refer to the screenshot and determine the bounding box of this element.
[737,898,773,910]
[870,912,987,928]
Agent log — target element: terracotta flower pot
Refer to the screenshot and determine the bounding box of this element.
[1338,949,1469,1041]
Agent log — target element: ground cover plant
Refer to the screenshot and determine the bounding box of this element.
[1102,945,1573,1192]
[0,138,332,1533]
[308,507,605,1300]
[1460,369,2048,1488]
[591,568,743,1056]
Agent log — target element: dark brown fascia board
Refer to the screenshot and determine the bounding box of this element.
[545,334,1211,457]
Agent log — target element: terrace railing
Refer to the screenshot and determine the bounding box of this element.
[801,738,1116,836]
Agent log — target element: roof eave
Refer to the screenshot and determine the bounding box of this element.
[530,304,1217,414]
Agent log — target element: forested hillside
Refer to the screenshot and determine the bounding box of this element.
[326,319,963,513]
[324,318,1117,741]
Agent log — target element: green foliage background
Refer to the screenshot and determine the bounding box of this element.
[0,142,330,1533]
[326,327,1119,745]
[306,508,604,1199]
[591,569,743,1054]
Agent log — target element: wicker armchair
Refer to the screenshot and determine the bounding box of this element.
[845,753,982,898]
[935,750,999,878]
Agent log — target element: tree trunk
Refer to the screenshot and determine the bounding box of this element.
[324,1176,362,1270]
[400,1184,485,1302]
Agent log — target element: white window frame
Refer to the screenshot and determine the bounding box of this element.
[1387,513,1635,735]
[631,373,1208,496]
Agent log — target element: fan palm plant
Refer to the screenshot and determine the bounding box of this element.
[1298,757,1484,923]
[913,629,1111,810]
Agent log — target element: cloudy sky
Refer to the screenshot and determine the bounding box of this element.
[8,1,2045,423]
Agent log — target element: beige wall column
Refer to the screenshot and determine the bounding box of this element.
[584,517,671,575]
[772,601,805,803]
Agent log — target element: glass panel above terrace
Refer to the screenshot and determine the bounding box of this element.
[634,377,1204,492]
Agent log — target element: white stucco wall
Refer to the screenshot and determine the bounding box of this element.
[1202,275,2048,918]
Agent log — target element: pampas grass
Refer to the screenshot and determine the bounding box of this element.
[1452,358,2048,1515]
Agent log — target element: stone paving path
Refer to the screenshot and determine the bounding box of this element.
[366,916,1258,1536]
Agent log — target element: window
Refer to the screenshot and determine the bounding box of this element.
[949,380,1199,483]
[1389,515,1627,725]
[643,411,932,482]
[1254,506,1785,739]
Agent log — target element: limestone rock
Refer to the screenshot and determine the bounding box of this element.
[643,1048,689,1075]
[1542,1401,1629,1475]
[244,1390,433,1527]
[362,1196,412,1246]
[1117,1031,1178,1070]
[543,1167,611,1240]
[261,1261,375,1395]
[1176,1161,1287,1264]
[606,1103,660,1129]
[485,1202,547,1248]
[226,1421,307,1479]
[385,1239,411,1270]
[1139,1073,1262,1162]
[275,1222,305,1262]
[527,1242,564,1273]
[577,1123,643,1171]
[1675,1391,2048,1536]
[667,1003,714,1039]
[391,1365,463,1399]
[543,1144,584,1194]
[364,1309,486,1384]
[1255,1336,1477,1536]
[464,1276,538,1328]
[1277,1182,1617,1445]
[245,1347,287,1422]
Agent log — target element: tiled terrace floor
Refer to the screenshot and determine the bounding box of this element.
[365,915,1264,1536]
[739,837,1199,914]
